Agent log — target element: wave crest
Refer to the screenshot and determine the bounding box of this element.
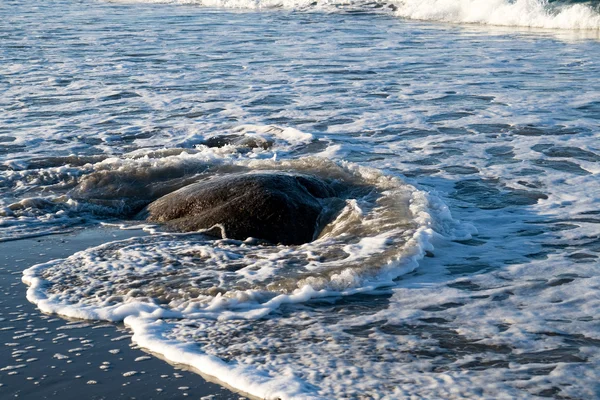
[394,0,600,30]
[22,158,467,321]
[111,0,600,30]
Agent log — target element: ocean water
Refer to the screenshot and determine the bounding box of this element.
[2,0,600,398]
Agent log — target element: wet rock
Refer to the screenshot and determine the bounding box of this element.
[69,164,212,215]
[201,134,273,151]
[144,173,342,245]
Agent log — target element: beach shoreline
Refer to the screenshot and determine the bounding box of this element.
[0,226,240,400]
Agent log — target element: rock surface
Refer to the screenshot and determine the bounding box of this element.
[144,173,341,245]
[202,134,273,151]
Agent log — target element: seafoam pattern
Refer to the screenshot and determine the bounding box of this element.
[22,158,471,399]
[4,0,600,397]
[111,0,600,30]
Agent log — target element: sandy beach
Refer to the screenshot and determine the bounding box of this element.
[0,227,239,399]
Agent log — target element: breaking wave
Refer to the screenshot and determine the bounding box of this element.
[22,156,464,316]
[394,0,600,30]
[110,0,600,30]
[21,155,471,399]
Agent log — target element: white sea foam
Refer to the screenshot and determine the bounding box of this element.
[6,1,600,397]
[109,0,600,30]
[395,0,600,30]
[22,158,469,398]
[232,124,314,146]
[22,159,460,312]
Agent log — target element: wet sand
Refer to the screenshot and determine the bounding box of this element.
[0,227,240,400]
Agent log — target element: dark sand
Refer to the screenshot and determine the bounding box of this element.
[0,227,241,400]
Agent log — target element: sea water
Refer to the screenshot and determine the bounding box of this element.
[2,0,600,398]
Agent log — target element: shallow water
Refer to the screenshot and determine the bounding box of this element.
[2,0,600,398]
[0,228,238,399]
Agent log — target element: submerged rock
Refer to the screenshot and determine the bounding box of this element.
[144,173,342,245]
[69,164,211,215]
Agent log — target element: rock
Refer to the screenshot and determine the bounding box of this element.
[69,164,210,215]
[202,134,273,151]
[144,173,342,245]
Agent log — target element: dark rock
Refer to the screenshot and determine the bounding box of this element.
[202,134,273,151]
[144,173,342,245]
[69,164,212,215]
